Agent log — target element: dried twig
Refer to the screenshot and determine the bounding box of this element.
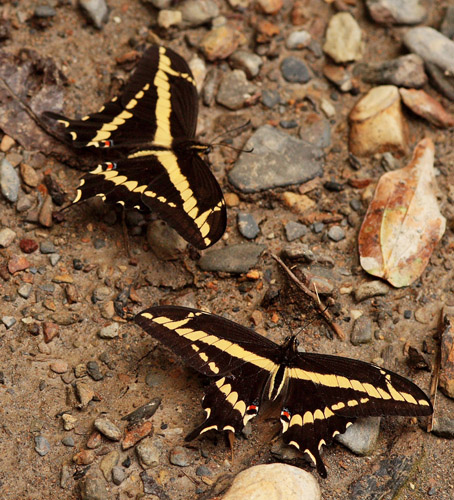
[271,253,345,340]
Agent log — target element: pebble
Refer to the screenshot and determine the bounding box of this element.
[79,0,109,29]
[62,413,77,431]
[0,135,15,152]
[261,89,280,108]
[40,240,56,254]
[34,435,51,456]
[224,192,240,207]
[49,254,61,266]
[359,54,427,88]
[237,212,260,239]
[280,119,298,129]
[286,30,311,50]
[223,463,321,500]
[0,228,16,248]
[441,6,454,39]
[282,192,315,214]
[229,50,263,79]
[146,0,172,8]
[8,255,30,274]
[100,450,119,481]
[200,24,241,61]
[256,19,280,43]
[196,465,212,477]
[336,417,381,455]
[94,417,122,441]
[285,221,308,241]
[50,360,68,374]
[256,0,283,15]
[354,280,390,302]
[229,125,324,193]
[79,474,109,500]
[112,466,126,485]
[169,446,194,467]
[92,286,113,303]
[38,195,53,228]
[157,9,182,28]
[20,238,38,253]
[136,437,161,467]
[320,98,336,118]
[327,225,345,242]
[323,64,353,92]
[34,5,56,17]
[323,12,364,63]
[18,283,33,299]
[399,88,454,128]
[86,431,102,449]
[280,57,311,83]
[147,220,187,260]
[365,0,426,25]
[61,436,75,447]
[431,417,454,439]
[426,61,454,101]
[43,321,59,342]
[180,0,219,27]
[0,158,20,203]
[16,194,33,212]
[122,421,153,449]
[188,56,207,93]
[20,163,40,187]
[350,315,373,345]
[300,114,331,148]
[75,381,95,407]
[98,323,119,339]
[404,27,454,74]
[198,243,266,273]
[87,361,103,381]
[2,316,16,329]
[216,70,259,110]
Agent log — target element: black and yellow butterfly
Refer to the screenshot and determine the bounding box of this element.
[45,46,226,249]
[135,306,432,478]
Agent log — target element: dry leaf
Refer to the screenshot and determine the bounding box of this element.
[358,138,446,287]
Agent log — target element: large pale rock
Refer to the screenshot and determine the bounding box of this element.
[323,12,364,63]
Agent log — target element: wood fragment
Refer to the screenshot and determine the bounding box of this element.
[271,253,345,340]
[427,308,445,432]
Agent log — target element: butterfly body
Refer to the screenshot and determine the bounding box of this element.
[45,46,226,249]
[135,306,432,478]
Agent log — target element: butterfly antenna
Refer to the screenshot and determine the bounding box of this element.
[211,142,254,154]
[210,120,252,143]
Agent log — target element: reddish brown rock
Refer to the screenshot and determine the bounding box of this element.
[43,322,59,343]
[73,449,96,465]
[291,0,306,25]
[256,0,283,15]
[8,256,30,274]
[122,421,153,450]
[256,19,280,43]
[200,24,241,61]
[399,88,454,128]
[19,239,38,254]
[86,431,102,449]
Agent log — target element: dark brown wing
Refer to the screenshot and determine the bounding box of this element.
[44,45,198,148]
[281,353,433,477]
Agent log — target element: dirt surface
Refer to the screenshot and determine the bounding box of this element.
[1,1,454,499]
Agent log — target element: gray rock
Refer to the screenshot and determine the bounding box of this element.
[366,0,426,25]
[323,12,364,63]
[98,323,119,339]
[79,474,109,500]
[336,417,381,455]
[0,158,20,203]
[144,0,172,8]
[229,125,323,193]
[111,466,126,485]
[61,436,75,447]
[94,417,122,441]
[0,228,16,247]
[355,280,390,302]
[49,254,61,266]
[216,70,259,110]
[18,283,33,299]
[136,437,161,466]
[285,221,308,241]
[327,225,345,242]
[39,241,56,254]
[92,286,113,303]
[286,30,311,50]
[196,465,212,476]
[300,115,331,148]
[282,242,315,262]
[280,57,311,83]
[350,315,373,345]
[34,5,56,17]
[34,435,51,456]
[229,50,263,79]
[169,445,193,466]
[381,152,400,171]
[87,361,103,381]
[223,464,321,500]
[431,417,454,439]
[237,212,260,239]
[180,0,219,27]
[358,54,427,88]
[1,316,16,329]
[157,9,182,28]
[16,194,34,212]
[404,27,454,74]
[79,0,109,29]
[99,451,120,481]
[426,61,454,102]
[261,89,280,108]
[441,6,454,40]
[199,243,266,273]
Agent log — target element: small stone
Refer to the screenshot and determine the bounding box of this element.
[75,381,95,407]
[365,0,426,25]
[198,243,266,273]
[300,114,331,148]
[157,9,182,28]
[200,24,241,61]
[440,315,454,398]
[195,465,212,477]
[320,98,336,118]
[169,445,193,467]
[16,194,33,212]
[0,228,16,248]
[18,283,33,299]
[20,163,40,187]
[100,301,115,319]
[180,0,219,27]
[7,255,29,274]
[136,437,161,467]
[34,436,51,456]
[189,56,207,93]
[2,316,16,329]
[87,361,103,381]
[62,413,77,431]
[256,0,283,14]
[224,192,240,207]
[43,322,59,343]
[94,417,122,441]
[280,120,298,129]
[73,449,96,465]
[323,12,364,63]
[34,5,56,17]
[399,88,454,128]
[282,192,315,214]
[100,450,120,481]
[355,280,390,302]
[280,57,311,83]
[286,30,311,50]
[237,212,260,239]
[50,360,68,374]
[38,195,53,228]
[40,241,56,253]
[0,158,20,203]
[323,64,353,92]
[229,50,263,79]
[336,417,381,455]
[261,89,280,108]
[350,316,373,345]
[327,225,345,242]
[0,135,15,152]
[75,364,88,378]
[256,19,280,43]
[62,436,75,447]
[112,466,126,485]
[20,238,38,253]
[79,0,109,29]
[98,323,119,339]
[285,221,308,241]
[146,220,187,260]
[441,6,454,39]
[79,474,109,500]
[52,274,74,284]
[86,431,102,449]
[122,421,153,450]
[49,254,61,266]
[216,70,259,110]
[431,417,454,439]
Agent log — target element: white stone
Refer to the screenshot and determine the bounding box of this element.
[323,12,364,63]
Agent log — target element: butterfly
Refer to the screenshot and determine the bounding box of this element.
[134,305,432,477]
[44,46,226,249]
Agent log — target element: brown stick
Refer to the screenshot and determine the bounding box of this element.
[271,253,345,340]
[427,308,445,432]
